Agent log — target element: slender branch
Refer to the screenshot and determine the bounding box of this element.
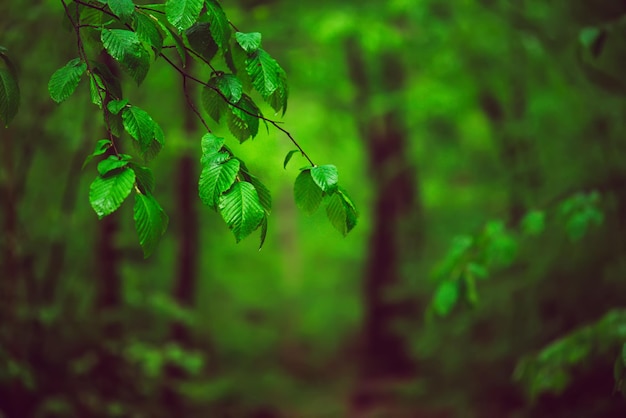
[183,74,211,133]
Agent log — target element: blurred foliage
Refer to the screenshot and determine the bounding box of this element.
[1,0,626,417]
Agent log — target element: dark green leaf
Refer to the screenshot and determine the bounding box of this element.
[205,0,231,51]
[186,22,219,61]
[235,32,262,53]
[219,181,265,242]
[325,190,357,236]
[283,150,299,169]
[108,0,135,21]
[89,73,105,107]
[165,0,203,31]
[294,170,323,215]
[215,73,243,103]
[164,25,187,67]
[48,58,86,103]
[259,216,268,250]
[227,95,260,143]
[199,158,240,209]
[134,192,168,258]
[131,164,155,194]
[311,164,338,192]
[201,80,226,122]
[82,139,112,169]
[101,29,150,84]
[89,168,136,218]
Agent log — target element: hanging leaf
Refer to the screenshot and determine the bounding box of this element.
[219,181,265,242]
[259,216,268,250]
[205,0,231,51]
[165,0,203,31]
[227,95,260,143]
[89,168,136,218]
[325,189,357,236]
[432,281,459,316]
[97,155,131,176]
[131,164,155,194]
[0,64,20,127]
[246,49,282,99]
[201,80,226,122]
[107,98,129,115]
[247,173,271,214]
[311,164,339,193]
[122,105,156,151]
[133,12,164,53]
[48,58,87,103]
[134,192,168,258]
[199,158,240,209]
[216,73,243,103]
[235,32,262,53]
[164,25,187,67]
[268,66,288,115]
[89,73,105,108]
[294,169,323,215]
[108,0,135,21]
[283,150,299,169]
[82,139,112,169]
[200,132,225,156]
[186,22,219,61]
[101,29,150,84]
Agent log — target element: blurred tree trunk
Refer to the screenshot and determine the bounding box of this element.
[345,38,424,380]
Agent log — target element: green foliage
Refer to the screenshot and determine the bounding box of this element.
[559,191,604,240]
[89,167,136,219]
[134,192,168,258]
[514,310,626,401]
[0,48,20,127]
[46,0,357,256]
[48,58,86,103]
[294,169,323,215]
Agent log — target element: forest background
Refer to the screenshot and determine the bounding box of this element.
[1,0,626,417]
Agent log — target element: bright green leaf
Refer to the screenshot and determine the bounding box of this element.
[235,32,262,53]
[200,133,225,156]
[97,155,130,176]
[325,190,357,236]
[294,170,323,215]
[134,192,168,258]
[311,164,338,192]
[166,0,203,31]
[215,74,243,103]
[48,58,87,103]
[246,49,281,99]
[133,12,164,52]
[107,99,129,115]
[89,73,105,108]
[199,158,240,209]
[101,29,150,84]
[283,150,299,169]
[82,139,112,169]
[89,168,136,218]
[122,105,155,151]
[219,181,265,242]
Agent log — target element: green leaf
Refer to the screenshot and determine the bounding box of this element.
[294,170,323,215]
[268,66,288,115]
[227,95,260,143]
[219,181,265,242]
[235,32,262,53]
[521,210,545,236]
[311,164,339,192]
[325,190,357,236]
[201,80,226,122]
[107,99,129,115]
[246,49,282,99]
[164,25,187,67]
[259,216,268,250]
[433,281,459,316]
[247,174,271,214]
[166,0,203,31]
[199,158,240,209]
[215,73,243,103]
[186,22,219,61]
[82,139,112,169]
[108,0,135,21]
[283,150,299,169]
[89,73,105,107]
[97,155,130,176]
[133,12,164,53]
[131,164,155,194]
[122,105,156,151]
[48,58,87,103]
[0,67,19,127]
[134,192,168,258]
[89,168,136,218]
[101,29,150,84]
[205,0,231,50]
[200,132,225,156]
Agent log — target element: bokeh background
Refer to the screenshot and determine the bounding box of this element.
[2,0,626,417]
